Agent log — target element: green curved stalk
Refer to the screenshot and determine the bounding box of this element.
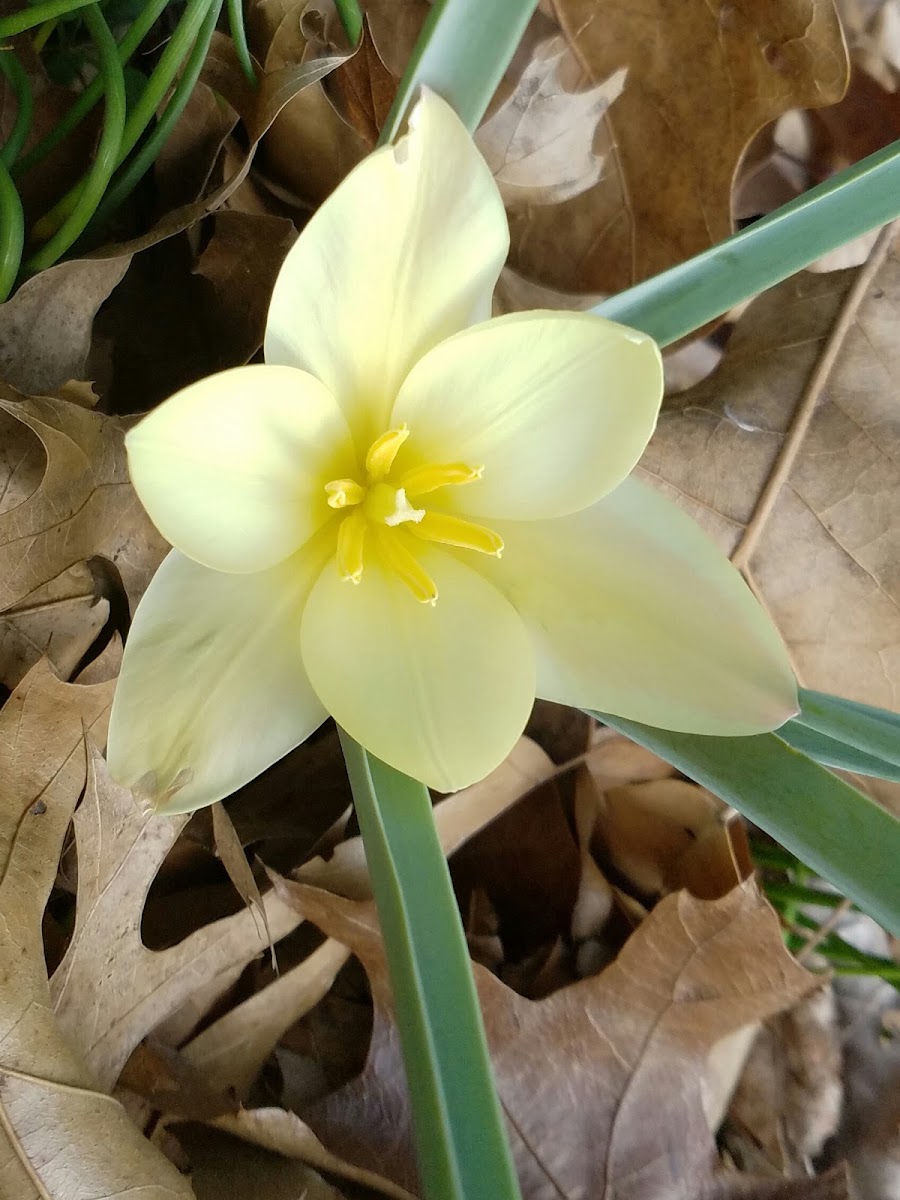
[334,0,362,46]
[339,733,522,1200]
[87,0,224,233]
[596,139,900,346]
[378,0,539,144]
[13,0,170,178]
[0,157,24,301]
[0,51,34,167]
[32,0,215,243]
[25,5,125,272]
[226,0,257,85]
[0,0,96,37]
[589,711,900,937]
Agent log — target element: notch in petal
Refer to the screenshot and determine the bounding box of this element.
[265,89,509,443]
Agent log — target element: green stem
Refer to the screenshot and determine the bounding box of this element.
[13,0,171,178]
[85,0,223,236]
[226,0,256,85]
[763,881,856,910]
[378,0,539,145]
[0,0,96,37]
[0,156,24,301]
[338,732,522,1200]
[31,0,214,244]
[25,5,125,272]
[0,50,34,167]
[333,0,363,46]
[596,139,900,346]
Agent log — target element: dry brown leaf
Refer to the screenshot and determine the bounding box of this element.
[640,224,900,709]
[509,0,848,296]
[50,745,303,1090]
[475,35,625,206]
[0,256,131,396]
[0,661,194,1199]
[275,878,835,1199]
[327,19,396,146]
[0,560,109,690]
[183,937,351,1096]
[0,387,168,611]
[180,1126,353,1200]
[294,735,555,898]
[154,80,239,212]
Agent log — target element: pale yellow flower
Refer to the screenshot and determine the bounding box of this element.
[107,90,797,813]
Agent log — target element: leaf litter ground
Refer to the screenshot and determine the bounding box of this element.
[1,1,900,1197]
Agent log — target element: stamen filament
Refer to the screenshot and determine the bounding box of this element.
[365,425,409,480]
[336,508,367,583]
[325,478,365,509]
[399,461,483,497]
[373,527,438,605]
[409,511,503,557]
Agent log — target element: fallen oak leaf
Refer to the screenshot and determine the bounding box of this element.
[50,745,304,1091]
[640,224,900,713]
[511,0,848,297]
[0,386,169,612]
[175,737,555,1099]
[475,35,625,206]
[271,877,843,1199]
[0,256,131,395]
[0,661,194,1199]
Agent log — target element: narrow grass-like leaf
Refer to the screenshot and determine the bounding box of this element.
[595,140,900,346]
[339,732,522,1200]
[589,713,900,937]
[796,688,900,768]
[378,0,539,143]
[777,718,900,782]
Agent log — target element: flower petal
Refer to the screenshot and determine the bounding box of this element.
[107,546,328,813]
[300,545,535,792]
[480,477,798,734]
[391,312,663,520]
[265,89,508,444]
[126,365,355,574]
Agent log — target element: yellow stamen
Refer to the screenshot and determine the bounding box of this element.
[336,508,367,583]
[325,478,365,509]
[399,461,483,497]
[373,527,438,605]
[365,425,410,480]
[409,511,503,557]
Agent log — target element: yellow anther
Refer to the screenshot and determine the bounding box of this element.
[409,511,503,557]
[399,461,483,497]
[325,478,365,509]
[373,527,438,605]
[336,508,367,583]
[365,425,410,480]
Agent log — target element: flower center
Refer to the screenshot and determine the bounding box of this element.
[323,425,503,605]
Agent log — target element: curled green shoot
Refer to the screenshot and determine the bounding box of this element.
[87,0,225,233]
[14,0,170,178]
[25,4,125,272]
[0,156,24,301]
[0,50,34,168]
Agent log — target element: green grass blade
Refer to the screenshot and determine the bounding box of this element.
[595,139,900,346]
[0,156,24,301]
[378,0,539,143]
[796,688,900,769]
[588,713,900,937]
[339,732,521,1200]
[334,0,363,45]
[777,718,900,782]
